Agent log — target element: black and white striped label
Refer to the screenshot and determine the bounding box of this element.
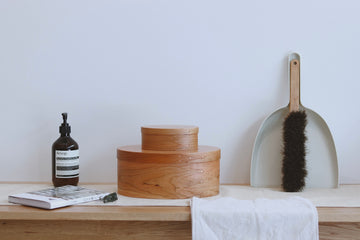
[55,150,79,178]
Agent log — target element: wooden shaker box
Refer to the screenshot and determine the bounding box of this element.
[117,125,220,199]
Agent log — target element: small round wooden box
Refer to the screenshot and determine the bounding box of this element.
[117,125,220,199]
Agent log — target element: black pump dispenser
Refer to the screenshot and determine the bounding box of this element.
[60,113,71,135]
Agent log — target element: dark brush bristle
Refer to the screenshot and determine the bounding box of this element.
[282,110,307,192]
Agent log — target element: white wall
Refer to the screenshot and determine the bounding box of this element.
[1,0,359,184]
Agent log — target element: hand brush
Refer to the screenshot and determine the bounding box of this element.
[282,59,307,192]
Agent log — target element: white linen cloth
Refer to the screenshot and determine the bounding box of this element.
[191,196,319,240]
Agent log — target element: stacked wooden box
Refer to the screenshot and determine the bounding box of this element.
[117,125,220,199]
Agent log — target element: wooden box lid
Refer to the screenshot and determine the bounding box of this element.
[141,125,199,152]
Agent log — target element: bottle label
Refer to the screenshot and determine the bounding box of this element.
[55,150,79,178]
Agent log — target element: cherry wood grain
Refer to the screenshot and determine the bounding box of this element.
[141,125,199,135]
[117,145,220,199]
[118,125,220,199]
[141,125,199,151]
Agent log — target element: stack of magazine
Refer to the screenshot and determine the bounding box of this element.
[8,185,109,209]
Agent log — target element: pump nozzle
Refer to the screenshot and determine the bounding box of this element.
[59,112,71,135]
[62,113,68,124]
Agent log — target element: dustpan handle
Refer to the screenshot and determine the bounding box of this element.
[289,58,300,112]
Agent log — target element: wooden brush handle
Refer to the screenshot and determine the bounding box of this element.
[289,59,300,112]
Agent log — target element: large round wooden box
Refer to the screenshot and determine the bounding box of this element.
[117,125,220,199]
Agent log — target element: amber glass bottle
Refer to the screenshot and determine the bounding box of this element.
[52,113,79,187]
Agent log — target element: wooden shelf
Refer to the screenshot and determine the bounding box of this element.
[318,207,360,223]
[1,183,360,239]
[0,205,190,221]
[1,205,360,223]
[1,205,360,240]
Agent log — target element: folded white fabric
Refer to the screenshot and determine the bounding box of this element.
[191,196,318,240]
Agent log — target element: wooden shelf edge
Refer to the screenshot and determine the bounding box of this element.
[317,207,360,223]
[0,205,191,221]
[1,205,360,223]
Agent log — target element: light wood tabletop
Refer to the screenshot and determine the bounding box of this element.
[1,183,360,239]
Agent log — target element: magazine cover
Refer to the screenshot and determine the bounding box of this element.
[8,185,109,209]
